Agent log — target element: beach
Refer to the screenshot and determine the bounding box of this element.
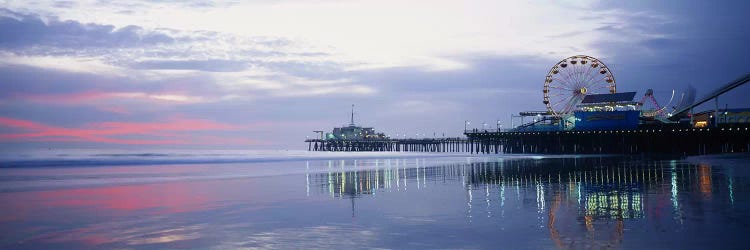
[1,150,748,249]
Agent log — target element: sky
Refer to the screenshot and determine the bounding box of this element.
[1,0,749,149]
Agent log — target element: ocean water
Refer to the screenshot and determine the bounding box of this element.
[0,150,748,249]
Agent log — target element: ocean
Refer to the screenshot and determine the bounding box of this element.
[0,149,748,249]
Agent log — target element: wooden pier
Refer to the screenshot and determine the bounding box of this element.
[305,127,750,156]
[466,126,750,155]
[305,138,469,152]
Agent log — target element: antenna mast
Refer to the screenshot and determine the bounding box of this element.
[350,104,355,126]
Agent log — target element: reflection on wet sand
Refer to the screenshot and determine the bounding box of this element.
[0,156,746,249]
[308,157,735,248]
[0,181,213,248]
[309,158,447,198]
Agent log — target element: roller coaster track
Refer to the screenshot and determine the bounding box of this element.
[668,72,750,121]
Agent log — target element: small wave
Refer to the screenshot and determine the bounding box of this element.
[91,153,173,157]
[0,150,473,168]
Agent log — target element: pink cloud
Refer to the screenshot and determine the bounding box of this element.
[10,91,206,105]
[0,116,255,145]
[97,106,130,114]
[10,91,110,104]
[90,118,238,134]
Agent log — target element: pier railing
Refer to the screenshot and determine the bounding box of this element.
[464,128,510,133]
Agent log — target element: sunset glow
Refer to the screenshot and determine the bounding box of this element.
[1,1,748,148]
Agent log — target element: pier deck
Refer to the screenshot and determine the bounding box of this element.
[465,126,750,155]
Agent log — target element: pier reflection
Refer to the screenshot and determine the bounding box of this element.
[307,156,737,248]
[308,158,465,198]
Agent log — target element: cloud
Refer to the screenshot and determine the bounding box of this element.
[0,8,174,49]
[2,0,747,150]
[0,116,251,145]
[0,9,377,100]
[52,1,76,9]
[0,52,128,76]
[2,1,674,71]
[130,59,249,72]
[97,105,130,115]
[4,0,674,106]
[33,91,209,104]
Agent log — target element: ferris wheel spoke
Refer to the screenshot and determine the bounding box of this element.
[564,64,576,81]
[561,100,574,114]
[548,85,574,91]
[578,64,587,83]
[569,95,582,111]
[575,64,587,84]
[560,95,579,114]
[580,68,602,88]
[557,66,576,85]
[554,74,578,89]
[550,77,576,89]
[581,63,598,87]
[564,66,582,85]
[575,67,588,87]
[552,73,576,85]
[551,96,570,108]
[585,74,610,89]
[565,94,584,113]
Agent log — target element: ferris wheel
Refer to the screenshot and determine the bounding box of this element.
[543,55,617,116]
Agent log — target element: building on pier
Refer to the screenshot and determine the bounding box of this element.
[513,92,642,132]
[691,108,750,128]
[323,105,387,140]
[572,92,640,131]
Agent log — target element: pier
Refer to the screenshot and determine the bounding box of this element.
[306,127,750,156]
[305,138,469,152]
[465,126,750,155]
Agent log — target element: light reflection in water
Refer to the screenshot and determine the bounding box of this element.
[306,157,738,249]
[1,156,746,249]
